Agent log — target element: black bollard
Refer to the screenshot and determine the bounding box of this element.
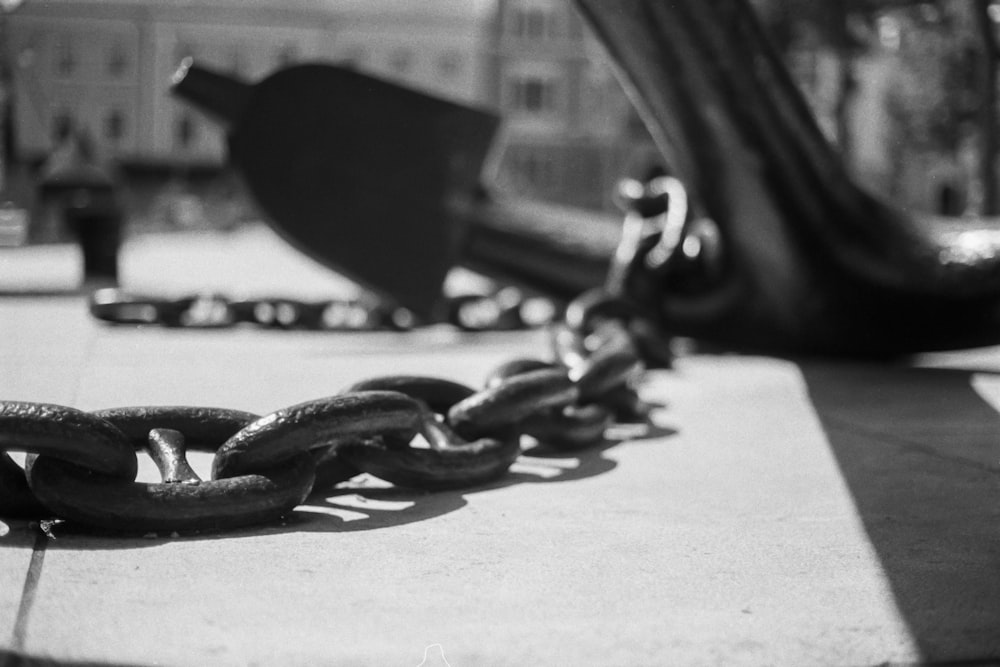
[37,130,122,288]
[63,190,122,286]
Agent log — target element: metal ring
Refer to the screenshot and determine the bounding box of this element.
[0,402,142,519]
[613,177,671,218]
[231,299,318,329]
[315,376,477,490]
[336,376,521,489]
[88,288,189,326]
[598,385,653,423]
[523,404,613,450]
[338,428,520,490]
[555,317,634,364]
[563,289,639,334]
[25,451,315,533]
[483,358,555,388]
[448,294,524,331]
[0,401,137,478]
[550,323,589,370]
[19,405,312,532]
[213,391,423,479]
[92,406,260,448]
[448,368,578,440]
[479,359,619,448]
[172,294,236,328]
[310,445,360,492]
[345,376,475,416]
[571,343,644,402]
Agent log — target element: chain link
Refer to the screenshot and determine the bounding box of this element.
[0,288,655,534]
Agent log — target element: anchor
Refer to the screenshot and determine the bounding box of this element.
[170,59,618,322]
[575,0,1000,356]
[171,0,1000,357]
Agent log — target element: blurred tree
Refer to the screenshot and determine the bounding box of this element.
[972,0,998,213]
[752,0,888,158]
[754,0,1000,215]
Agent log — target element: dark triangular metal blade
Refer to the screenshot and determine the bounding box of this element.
[201,64,499,320]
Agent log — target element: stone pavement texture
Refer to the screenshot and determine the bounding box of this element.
[1,228,999,666]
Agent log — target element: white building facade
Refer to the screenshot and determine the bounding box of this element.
[6,0,648,212]
[7,0,494,165]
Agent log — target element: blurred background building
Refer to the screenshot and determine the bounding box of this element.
[6,0,494,165]
[0,0,652,241]
[1,0,999,241]
[751,0,1000,217]
[485,0,652,210]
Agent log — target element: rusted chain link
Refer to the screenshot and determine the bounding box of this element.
[0,288,656,534]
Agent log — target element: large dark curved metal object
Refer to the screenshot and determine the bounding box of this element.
[173,4,1000,357]
[172,60,498,320]
[171,60,618,321]
[574,0,1000,355]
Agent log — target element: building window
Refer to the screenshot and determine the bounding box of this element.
[107,42,128,77]
[104,109,126,143]
[389,48,414,75]
[175,114,197,149]
[508,76,558,113]
[51,110,73,144]
[508,7,555,40]
[55,37,76,77]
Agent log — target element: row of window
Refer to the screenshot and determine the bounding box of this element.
[176,40,466,85]
[171,39,466,83]
[50,108,129,145]
[47,11,567,82]
[47,35,306,82]
[48,108,207,152]
[45,83,567,156]
[508,75,558,113]
[47,79,564,155]
[53,37,133,79]
[505,6,561,41]
[341,46,465,81]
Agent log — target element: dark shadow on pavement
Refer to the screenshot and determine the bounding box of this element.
[0,649,143,667]
[288,484,469,533]
[0,290,86,299]
[287,415,677,534]
[800,361,1000,663]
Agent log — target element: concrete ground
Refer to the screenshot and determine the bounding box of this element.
[1,227,998,666]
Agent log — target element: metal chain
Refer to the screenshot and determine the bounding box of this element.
[1,177,680,535]
[87,286,559,332]
[0,288,656,535]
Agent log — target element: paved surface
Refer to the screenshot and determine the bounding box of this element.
[1,228,999,666]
